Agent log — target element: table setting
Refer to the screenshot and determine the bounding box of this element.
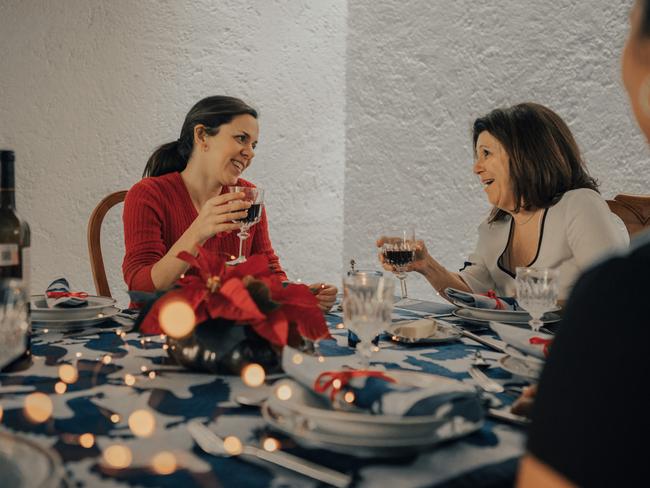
[0,259,563,487]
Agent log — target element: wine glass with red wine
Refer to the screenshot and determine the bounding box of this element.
[226,186,264,265]
[381,228,416,306]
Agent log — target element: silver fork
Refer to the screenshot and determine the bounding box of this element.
[187,421,351,488]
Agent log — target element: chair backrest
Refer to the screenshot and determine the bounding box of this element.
[87,190,128,297]
[606,194,650,238]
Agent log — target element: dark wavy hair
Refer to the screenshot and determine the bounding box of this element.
[641,0,650,37]
[472,102,599,222]
[143,96,258,178]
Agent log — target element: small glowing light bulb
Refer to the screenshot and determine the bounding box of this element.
[276,384,292,401]
[241,363,265,387]
[223,436,243,455]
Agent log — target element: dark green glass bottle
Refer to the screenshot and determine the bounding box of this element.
[1,150,32,371]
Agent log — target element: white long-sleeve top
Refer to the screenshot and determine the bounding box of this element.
[458,188,630,300]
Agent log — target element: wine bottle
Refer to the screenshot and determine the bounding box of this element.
[0,149,32,371]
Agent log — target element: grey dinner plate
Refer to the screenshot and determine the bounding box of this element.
[30,295,116,321]
[31,306,121,328]
[0,432,65,488]
[388,320,462,344]
[452,308,561,326]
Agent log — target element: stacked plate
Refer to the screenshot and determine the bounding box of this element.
[30,294,119,329]
[451,304,561,327]
[262,371,483,458]
[0,432,65,487]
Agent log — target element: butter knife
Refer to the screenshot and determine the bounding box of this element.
[468,366,505,393]
[446,324,507,353]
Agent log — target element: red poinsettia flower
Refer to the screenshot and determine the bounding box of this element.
[140,248,268,334]
[139,246,331,348]
[244,277,331,346]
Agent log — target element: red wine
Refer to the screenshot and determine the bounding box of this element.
[236,203,262,224]
[383,249,414,266]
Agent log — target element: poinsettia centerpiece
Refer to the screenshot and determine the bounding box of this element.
[137,246,331,349]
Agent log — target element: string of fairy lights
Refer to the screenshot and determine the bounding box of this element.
[0,296,347,476]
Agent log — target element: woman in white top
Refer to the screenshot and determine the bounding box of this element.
[378,102,629,302]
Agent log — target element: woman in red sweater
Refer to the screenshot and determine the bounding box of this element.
[122,95,337,311]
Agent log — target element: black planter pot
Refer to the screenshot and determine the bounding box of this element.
[166,319,283,375]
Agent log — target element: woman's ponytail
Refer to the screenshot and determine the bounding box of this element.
[142,139,189,178]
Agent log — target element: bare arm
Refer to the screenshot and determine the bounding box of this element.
[417,253,473,298]
[516,455,576,488]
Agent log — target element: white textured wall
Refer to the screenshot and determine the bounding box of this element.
[1,0,647,307]
[0,0,347,307]
[344,0,650,300]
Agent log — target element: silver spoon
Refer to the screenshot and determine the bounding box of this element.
[235,385,272,408]
[235,393,267,408]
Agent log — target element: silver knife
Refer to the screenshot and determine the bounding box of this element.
[487,408,531,426]
[468,366,505,393]
[445,323,507,353]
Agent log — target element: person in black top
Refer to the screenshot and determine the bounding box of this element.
[516,1,650,486]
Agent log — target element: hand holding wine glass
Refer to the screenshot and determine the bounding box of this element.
[377,228,417,306]
[227,186,264,265]
[190,191,251,244]
[377,238,432,274]
[515,267,559,332]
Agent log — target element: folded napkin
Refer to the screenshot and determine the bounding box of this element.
[489,321,552,360]
[45,277,88,308]
[282,346,482,419]
[445,287,519,311]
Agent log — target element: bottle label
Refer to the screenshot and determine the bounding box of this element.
[0,243,19,266]
[21,247,30,295]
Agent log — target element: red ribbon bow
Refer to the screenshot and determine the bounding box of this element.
[313,370,396,402]
[529,337,553,357]
[482,289,506,310]
[46,291,89,299]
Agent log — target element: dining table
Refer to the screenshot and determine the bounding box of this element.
[0,299,530,487]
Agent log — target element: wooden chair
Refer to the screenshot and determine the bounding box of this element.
[606,194,650,238]
[87,190,127,297]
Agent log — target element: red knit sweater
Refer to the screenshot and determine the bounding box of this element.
[122,172,287,292]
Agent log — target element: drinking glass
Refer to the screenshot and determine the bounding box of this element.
[0,279,29,369]
[344,270,383,347]
[381,228,416,306]
[342,274,394,368]
[515,267,559,332]
[227,186,264,265]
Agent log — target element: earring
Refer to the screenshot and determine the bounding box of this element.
[203,144,209,152]
[640,75,650,118]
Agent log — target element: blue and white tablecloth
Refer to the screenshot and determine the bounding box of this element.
[0,302,526,487]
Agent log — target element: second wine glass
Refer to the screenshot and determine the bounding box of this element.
[515,267,559,332]
[227,186,264,265]
[342,273,394,368]
[381,228,416,307]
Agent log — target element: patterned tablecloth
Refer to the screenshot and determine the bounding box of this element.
[0,302,527,487]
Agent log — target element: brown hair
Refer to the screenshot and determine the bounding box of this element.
[641,0,650,37]
[472,102,599,222]
[143,96,258,178]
